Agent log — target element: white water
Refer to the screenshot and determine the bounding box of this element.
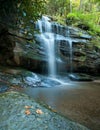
[69,40,73,73]
[54,25,73,74]
[36,16,73,80]
[67,27,73,73]
[36,16,56,77]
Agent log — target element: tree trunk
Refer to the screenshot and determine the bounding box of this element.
[79,0,84,12]
[70,0,72,13]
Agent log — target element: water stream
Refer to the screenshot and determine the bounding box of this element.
[36,16,56,77]
[24,81,100,130]
[68,38,73,73]
[36,16,73,78]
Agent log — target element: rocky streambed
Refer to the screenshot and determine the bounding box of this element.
[0,67,100,130]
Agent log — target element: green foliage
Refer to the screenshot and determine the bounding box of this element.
[45,0,100,36]
[0,0,46,29]
[91,36,100,48]
[66,11,100,35]
[0,0,99,36]
[45,0,70,16]
[15,0,46,33]
[66,13,79,24]
[52,15,66,25]
[18,0,46,21]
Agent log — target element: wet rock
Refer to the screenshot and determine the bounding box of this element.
[23,73,41,87]
[0,91,90,130]
[40,77,61,87]
[0,24,15,66]
[52,23,67,37]
[77,23,90,30]
[0,15,99,76]
[0,68,62,88]
[0,68,42,88]
[68,27,92,39]
[68,73,93,81]
[52,23,92,39]
[0,83,9,93]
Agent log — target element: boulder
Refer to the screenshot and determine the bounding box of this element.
[0,68,62,88]
[0,91,90,130]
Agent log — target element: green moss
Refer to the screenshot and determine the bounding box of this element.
[79,56,86,62]
[91,36,100,48]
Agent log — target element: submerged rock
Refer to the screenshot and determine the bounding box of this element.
[23,73,41,87]
[40,77,61,87]
[0,68,62,88]
[0,68,41,88]
[68,73,93,81]
[0,91,90,130]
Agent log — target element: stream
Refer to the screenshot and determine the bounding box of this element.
[24,80,100,130]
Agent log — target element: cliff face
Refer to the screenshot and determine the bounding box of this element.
[0,5,100,76]
[33,18,100,75]
[0,0,18,66]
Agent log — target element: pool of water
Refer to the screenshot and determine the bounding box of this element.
[24,80,100,130]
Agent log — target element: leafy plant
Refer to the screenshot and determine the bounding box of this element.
[66,11,100,35]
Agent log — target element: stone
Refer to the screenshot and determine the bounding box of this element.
[0,68,61,88]
[0,16,99,76]
[40,77,61,87]
[0,83,9,93]
[0,91,90,130]
[68,73,93,81]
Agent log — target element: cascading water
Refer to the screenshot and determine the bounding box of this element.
[36,16,56,77]
[69,40,73,73]
[66,28,73,73]
[36,16,74,81]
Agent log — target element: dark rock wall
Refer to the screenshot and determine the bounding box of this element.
[52,23,100,75]
[0,24,15,65]
[0,16,100,75]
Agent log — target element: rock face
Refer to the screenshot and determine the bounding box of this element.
[53,23,100,75]
[68,73,93,81]
[0,91,90,130]
[0,16,100,75]
[0,24,15,65]
[51,22,100,75]
[72,42,100,75]
[0,23,44,72]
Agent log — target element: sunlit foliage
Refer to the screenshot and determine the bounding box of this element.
[45,0,70,17]
[18,0,46,21]
[45,0,100,35]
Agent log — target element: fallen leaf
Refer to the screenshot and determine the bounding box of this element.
[25,106,32,109]
[25,109,31,115]
[36,109,43,114]
[52,109,57,112]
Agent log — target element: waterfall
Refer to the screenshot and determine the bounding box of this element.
[67,27,73,73]
[35,16,73,78]
[69,39,73,73]
[36,16,56,77]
